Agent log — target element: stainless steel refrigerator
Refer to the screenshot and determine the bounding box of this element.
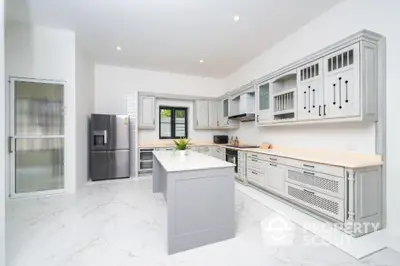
[90,114,130,181]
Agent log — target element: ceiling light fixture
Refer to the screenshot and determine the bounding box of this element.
[234,15,240,22]
[199,59,204,63]
[116,46,122,51]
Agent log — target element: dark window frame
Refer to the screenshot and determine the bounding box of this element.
[159,106,188,139]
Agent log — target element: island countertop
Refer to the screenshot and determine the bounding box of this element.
[152,150,235,172]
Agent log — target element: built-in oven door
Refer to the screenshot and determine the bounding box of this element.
[226,149,238,173]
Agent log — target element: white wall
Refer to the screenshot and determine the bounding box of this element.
[0,1,5,264]
[223,0,399,235]
[95,64,227,144]
[5,22,77,193]
[75,45,94,188]
[95,64,225,114]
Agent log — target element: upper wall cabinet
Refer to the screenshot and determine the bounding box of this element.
[208,101,219,128]
[193,100,210,129]
[256,34,379,127]
[138,95,156,129]
[297,59,324,121]
[219,98,238,129]
[256,81,273,125]
[323,43,360,119]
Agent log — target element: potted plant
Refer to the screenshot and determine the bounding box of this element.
[173,138,191,157]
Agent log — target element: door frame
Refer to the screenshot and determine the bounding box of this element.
[7,77,67,199]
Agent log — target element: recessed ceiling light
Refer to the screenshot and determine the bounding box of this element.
[116,46,122,51]
[234,15,240,22]
[199,59,204,63]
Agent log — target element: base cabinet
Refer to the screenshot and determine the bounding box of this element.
[265,163,287,196]
[245,151,382,237]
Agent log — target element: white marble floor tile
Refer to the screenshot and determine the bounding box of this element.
[6,178,398,266]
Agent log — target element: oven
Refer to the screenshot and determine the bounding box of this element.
[226,148,238,173]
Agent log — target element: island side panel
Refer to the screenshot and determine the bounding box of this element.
[166,167,235,255]
[152,155,162,193]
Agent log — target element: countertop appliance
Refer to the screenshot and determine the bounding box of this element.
[213,135,229,144]
[225,148,238,173]
[90,114,130,181]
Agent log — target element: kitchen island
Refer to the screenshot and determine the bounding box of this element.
[152,150,236,254]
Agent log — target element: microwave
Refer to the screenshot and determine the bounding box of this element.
[213,135,229,144]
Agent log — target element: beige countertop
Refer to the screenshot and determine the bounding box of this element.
[138,141,214,148]
[138,142,383,168]
[243,147,383,168]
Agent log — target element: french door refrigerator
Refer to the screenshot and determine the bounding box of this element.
[90,114,130,181]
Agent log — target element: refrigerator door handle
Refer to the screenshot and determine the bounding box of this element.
[104,130,108,144]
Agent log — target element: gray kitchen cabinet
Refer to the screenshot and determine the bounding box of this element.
[139,95,155,129]
[214,146,226,160]
[265,162,287,196]
[218,98,230,127]
[245,150,382,237]
[198,146,212,156]
[193,100,210,129]
[208,101,219,128]
[297,59,324,121]
[323,43,361,119]
[256,81,273,125]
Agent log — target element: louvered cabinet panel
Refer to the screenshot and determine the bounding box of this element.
[286,182,345,222]
[286,168,345,199]
[323,43,360,119]
[297,60,324,121]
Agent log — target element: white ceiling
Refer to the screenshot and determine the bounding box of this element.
[6,0,342,78]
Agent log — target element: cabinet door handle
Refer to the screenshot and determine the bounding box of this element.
[303,171,315,176]
[251,159,258,162]
[323,104,326,116]
[303,164,315,168]
[308,86,311,113]
[8,136,13,153]
[197,120,198,126]
[252,171,258,175]
[312,89,315,108]
[303,91,307,110]
[269,157,277,161]
[319,105,321,116]
[257,115,259,122]
[333,83,336,105]
[269,163,277,167]
[303,189,315,195]
[345,80,349,103]
[338,77,342,109]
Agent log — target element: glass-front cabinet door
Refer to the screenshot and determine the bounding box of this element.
[9,79,65,197]
[257,82,272,123]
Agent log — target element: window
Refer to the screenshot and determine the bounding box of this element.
[159,106,188,139]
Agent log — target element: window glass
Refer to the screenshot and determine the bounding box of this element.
[159,107,188,139]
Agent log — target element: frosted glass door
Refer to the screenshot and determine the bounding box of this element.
[257,82,272,123]
[10,80,65,195]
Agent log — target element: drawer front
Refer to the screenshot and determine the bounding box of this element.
[248,152,269,161]
[247,157,263,171]
[248,152,297,166]
[286,182,344,222]
[290,160,344,177]
[287,167,345,199]
[247,169,264,188]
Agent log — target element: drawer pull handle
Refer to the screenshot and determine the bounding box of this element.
[251,159,258,162]
[303,189,315,194]
[303,171,315,176]
[269,163,277,167]
[252,171,258,175]
[269,157,277,161]
[303,164,315,168]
